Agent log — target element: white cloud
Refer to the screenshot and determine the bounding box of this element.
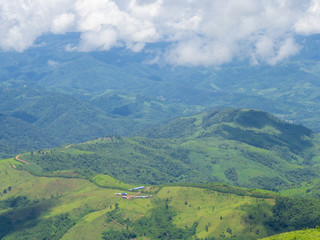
[78,27,119,51]
[0,0,318,65]
[269,38,300,65]
[295,0,320,34]
[51,13,75,34]
[165,38,234,66]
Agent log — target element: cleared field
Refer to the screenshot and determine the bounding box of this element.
[91,174,135,190]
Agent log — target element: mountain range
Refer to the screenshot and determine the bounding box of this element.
[1,34,320,160]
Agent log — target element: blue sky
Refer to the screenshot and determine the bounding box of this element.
[1,0,320,66]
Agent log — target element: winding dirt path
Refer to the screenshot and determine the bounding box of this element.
[15,154,29,165]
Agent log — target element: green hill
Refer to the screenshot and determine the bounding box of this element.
[141,108,313,154]
[259,228,320,240]
[18,108,320,191]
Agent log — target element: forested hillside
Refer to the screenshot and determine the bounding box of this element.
[0,86,198,158]
[18,108,320,191]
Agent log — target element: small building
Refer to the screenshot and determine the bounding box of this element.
[129,186,146,191]
[121,193,127,196]
[133,195,152,199]
[115,193,121,196]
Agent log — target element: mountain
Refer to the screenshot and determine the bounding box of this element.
[17,108,320,191]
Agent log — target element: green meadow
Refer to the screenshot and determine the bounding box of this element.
[157,186,274,239]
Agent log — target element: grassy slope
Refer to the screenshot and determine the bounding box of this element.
[259,228,320,240]
[0,158,278,240]
[157,186,274,239]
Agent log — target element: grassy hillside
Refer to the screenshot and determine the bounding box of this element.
[0,157,272,239]
[19,108,320,191]
[259,228,320,240]
[2,157,320,239]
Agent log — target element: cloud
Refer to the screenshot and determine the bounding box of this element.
[0,0,74,51]
[0,0,318,65]
[165,38,234,66]
[51,13,75,34]
[295,0,320,34]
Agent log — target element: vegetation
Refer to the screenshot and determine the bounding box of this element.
[280,177,320,199]
[260,228,320,240]
[3,213,75,240]
[1,155,320,239]
[103,199,197,240]
[19,109,320,191]
[2,34,320,157]
[266,197,320,232]
[2,32,320,240]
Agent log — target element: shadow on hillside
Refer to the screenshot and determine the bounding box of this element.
[0,199,55,238]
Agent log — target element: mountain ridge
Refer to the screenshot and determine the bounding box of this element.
[18,108,320,191]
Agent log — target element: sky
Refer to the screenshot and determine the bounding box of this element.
[0,0,320,66]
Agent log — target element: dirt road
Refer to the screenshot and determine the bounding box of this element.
[15,154,30,165]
